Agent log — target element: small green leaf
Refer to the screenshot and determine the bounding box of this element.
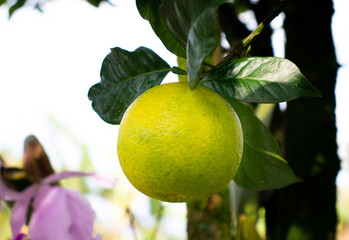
[86,0,106,7]
[202,57,321,103]
[34,3,43,12]
[136,0,186,58]
[88,47,171,125]
[171,66,187,76]
[9,0,26,17]
[161,0,228,89]
[224,98,301,190]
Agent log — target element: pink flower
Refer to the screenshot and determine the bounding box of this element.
[14,233,29,240]
[0,161,116,240]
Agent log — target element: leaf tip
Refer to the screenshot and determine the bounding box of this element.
[314,89,322,98]
[188,73,200,90]
[293,175,303,183]
[189,81,198,90]
[306,86,322,98]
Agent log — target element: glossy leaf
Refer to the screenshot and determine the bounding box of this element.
[136,0,186,58]
[161,0,228,89]
[88,47,171,125]
[202,57,321,103]
[224,98,301,190]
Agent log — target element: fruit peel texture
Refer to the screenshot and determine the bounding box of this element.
[117,82,243,202]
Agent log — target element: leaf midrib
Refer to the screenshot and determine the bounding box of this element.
[115,68,172,84]
[201,76,298,86]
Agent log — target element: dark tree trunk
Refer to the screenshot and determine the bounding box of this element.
[265,0,340,239]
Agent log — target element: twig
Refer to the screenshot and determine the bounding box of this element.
[150,204,164,240]
[215,0,292,68]
[126,207,138,240]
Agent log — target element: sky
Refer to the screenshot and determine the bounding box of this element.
[0,0,348,237]
[0,1,184,238]
[0,0,177,172]
[332,0,349,188]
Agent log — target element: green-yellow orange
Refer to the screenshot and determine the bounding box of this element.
[117,82,243,202]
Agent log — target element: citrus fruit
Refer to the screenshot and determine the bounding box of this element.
[117,82,243,202]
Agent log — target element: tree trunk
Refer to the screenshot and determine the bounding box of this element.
[265,0,340,239]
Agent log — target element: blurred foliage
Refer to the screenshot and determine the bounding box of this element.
[338,188,349,224]
[0,202,12,239]
[236,214,261,240]
[0,0,112,17]
[0,117,187,240]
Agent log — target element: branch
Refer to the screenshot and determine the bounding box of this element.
[215,0,292,68]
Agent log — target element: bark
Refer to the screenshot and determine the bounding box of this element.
[265,0,340,239]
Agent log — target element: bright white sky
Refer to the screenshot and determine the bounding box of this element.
[332,0,349,185]
[0,0,348,186]
[0,1,183,238]
[0,0,177,173]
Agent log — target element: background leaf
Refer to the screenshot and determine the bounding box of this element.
[223,98,301,190]
[9,0,26,17]
[136,0,186,58]
[161,0,227,89]
[88,47,171,125]
[86,0,107,7]
[202,57,321,103]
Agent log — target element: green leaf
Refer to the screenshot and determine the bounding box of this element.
[161,0,228,89]
[9,0,26,17]
[86,0,106,7]
[224,98,301,190]
[34,3,43,12]
[202,57,321,103]
[0,0,7,6]
[88,47,171,125]
[232,0,250,14]
[136,0,186,58]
